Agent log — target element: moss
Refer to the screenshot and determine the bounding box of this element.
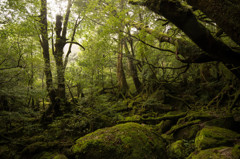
[187,146,240,159]
[232,144,240,158]
[155,120,173,134]
[177,111,216,124]
[204,117,240,132]
[37,152,56,159]
[167,120,201,135]
[232,107,240,122]
[21,142,48,155]
[124,115,141,121]
[168,140,194,159]
[119,111,186,125]
[161,134,173,143]
[174,124,201,140]
[195,126,240,150]
[53,154,68,159]
[0,145,13,159]
[71,122,167,159]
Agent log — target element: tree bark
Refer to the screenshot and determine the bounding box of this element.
[39,0,58,117]
[124,38,142,93]
[117,0,129,96]
[117,37,129,95]
[53,0,72,109]
[186,0,240,45]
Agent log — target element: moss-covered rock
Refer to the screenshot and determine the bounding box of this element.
[166,120,201,135]
[168,140,194,159]
[173,124,200,140]
[53,154,68,159]
[0,145,14,159]
[155,120,173,134]
[204,117,240,133]
[195,126,240,150]
[37,152,56,159]
[187,146,240,159]
[71,122,167,159]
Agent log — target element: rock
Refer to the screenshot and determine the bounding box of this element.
[187,146,240,159]
[168,140,194,159]
[37,152,56,159]
[232,107,240,122]
[0,145,13,159]
[173,124,201,140]
[71,122,167,159]
[53,154,68,159]
[155,120,173,134]
[204,117,240,133]
[195,126,240,150]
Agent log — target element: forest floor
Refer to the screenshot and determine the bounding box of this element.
[0,80,240,159]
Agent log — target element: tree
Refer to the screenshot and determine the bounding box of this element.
[116,0,129,96]
[186,0,240,45]
[39,0,59,116]
[39,0,85,117]
[124,32,142,93]
[129,0,240,79]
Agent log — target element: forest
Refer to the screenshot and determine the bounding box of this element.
[0,0,240,158]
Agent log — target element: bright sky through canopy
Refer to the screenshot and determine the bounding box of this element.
[48,0,68,20]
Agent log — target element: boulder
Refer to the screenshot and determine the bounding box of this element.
[204,117,240,133]
[187,146,240,159]
[173,124,201,140]
[195,126,240,150]
[71,122,167,159]
[155,120,173,134]
[53,154,68,159]
[168,140,194,159]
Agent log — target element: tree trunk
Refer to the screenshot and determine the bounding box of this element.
[39,0,58,117]
[117,37,129,95]
[117,0,129,96]
[186,0,240,45]
[52,0,72,111]
[129,0,240,66]
[53,25,66,107]
[124,38,142,93]
[129,0,240,79]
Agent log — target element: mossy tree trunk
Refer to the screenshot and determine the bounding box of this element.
[39,0,58,117]
[117,0,129,96]
[117,37,129,96]
[186,0,240,45]
[52,0,73,112]
[124,37,142,93]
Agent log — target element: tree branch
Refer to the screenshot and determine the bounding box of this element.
[62,0,72,39]
[64,15,84,69]
[65,41,85,50]
[129,0,240,66]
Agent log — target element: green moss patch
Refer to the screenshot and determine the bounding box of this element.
[195,126,240,150]
[168,140,194,159]
[71,122,167,159]
[187,146,240,159]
